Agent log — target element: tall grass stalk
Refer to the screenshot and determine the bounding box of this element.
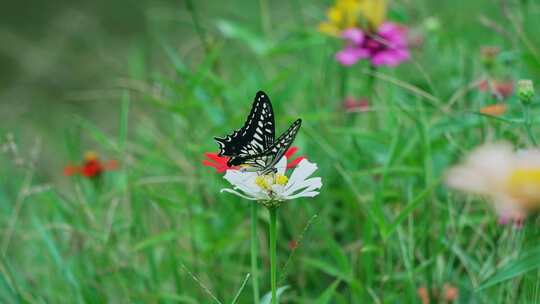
[523,104,537,146]
[268,206,278,304]
[251,204,260,304]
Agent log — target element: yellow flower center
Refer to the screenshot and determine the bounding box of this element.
[255,173,288,191]
[255,175,272,191]
[508,169,540,187]
[506,168,540,207]
[275,174,288,186]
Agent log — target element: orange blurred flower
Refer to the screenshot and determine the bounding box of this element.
[64,151,118,178]
[443,284,459,301]
[480,104,507,116]
[417,284,459,304]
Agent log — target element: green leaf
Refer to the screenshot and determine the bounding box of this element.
[314,280,341,304]
[302,258,351,283]
[260,286,289,304]
[216,20,271,55]
[383,176,443,241]
[133,230,179,251]
[478,246,540,290]
[154,293,199,303]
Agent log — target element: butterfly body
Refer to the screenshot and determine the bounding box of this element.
[214,91,301,175]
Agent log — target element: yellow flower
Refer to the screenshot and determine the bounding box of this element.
[446,142,540,224]
[358,0,387,29]
[318,0,387,36]
[318,0,362,36]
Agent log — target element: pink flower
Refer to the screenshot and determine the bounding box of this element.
[336,23,410,67]
[203,147,305,173]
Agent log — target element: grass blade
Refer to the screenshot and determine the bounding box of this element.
[478,246,540,291]
[230,273,251,304]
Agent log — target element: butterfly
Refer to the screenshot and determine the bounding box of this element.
[214,91,302,175]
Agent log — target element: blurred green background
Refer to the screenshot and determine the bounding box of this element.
[0,0,509,178]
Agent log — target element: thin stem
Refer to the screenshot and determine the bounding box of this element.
[251,204,260,304]
[185,0,210,52]
[366,64,377,97]
[365,64,377,128]
[259,0,271,37]
[339,66,348,101]
[268,207,278,304]
[523,103,537,146]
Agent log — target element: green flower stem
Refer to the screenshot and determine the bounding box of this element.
[366,65,377,129]
[268,206,278,304]
[523,103,537,146]
[339,66,348,101]
[251,203,260,304]
[366,64,377,97]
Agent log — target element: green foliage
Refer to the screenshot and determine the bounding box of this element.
[2,0,540,303]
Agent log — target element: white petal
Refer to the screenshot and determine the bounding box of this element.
[285,159,319,193]
[270,184,286,195]
[283,190,321,200]
[220,188,260,200]
[275,156,288,175]
[224,169,259,195]
[283,177,322,197]
[492,195,527,220]
[445,142,514,196]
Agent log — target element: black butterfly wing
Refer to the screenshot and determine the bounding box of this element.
[232,119,302,171]
[261,118,302,171]
[214,91,275,159]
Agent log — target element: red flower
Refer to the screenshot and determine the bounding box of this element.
[203,147,305,173]
[344,96,370,113]
[478,79,514,100]
[288,240,298,250]
[64,151,118,178]
[284,147,305,169]
[202,153,240,173]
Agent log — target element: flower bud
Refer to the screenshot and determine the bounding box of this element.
[480,46,500,69]
[424,17,440,32]
[518,79,535,104]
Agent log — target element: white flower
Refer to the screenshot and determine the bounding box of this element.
[445,142,540,225]
[220,156,322,205]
